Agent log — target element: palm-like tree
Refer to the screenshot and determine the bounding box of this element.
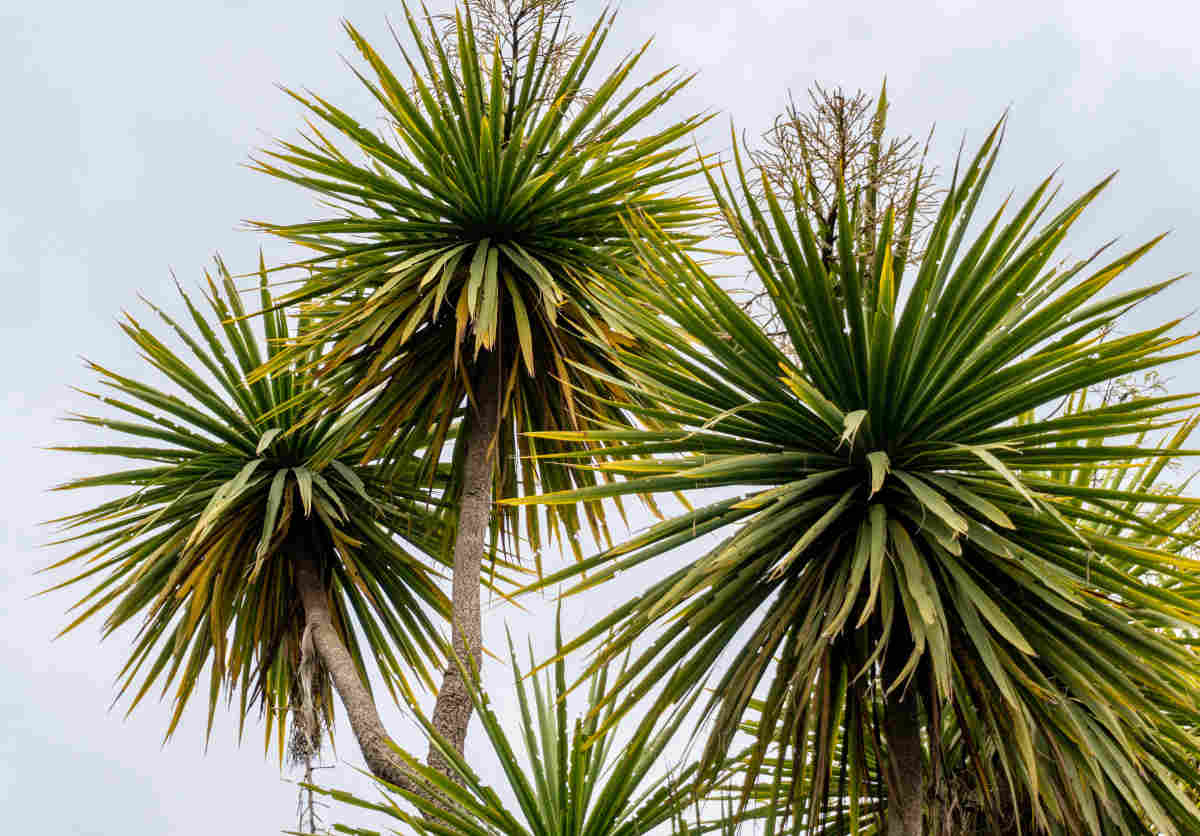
[721,395,1200,836]
[248,3,707,775]
[310,613,713,836]
[511,125,1200,834]
[45,263,474,782]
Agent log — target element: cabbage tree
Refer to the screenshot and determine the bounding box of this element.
[309,615,714,836]
[46,264,463,779]
[249,3,707,778]
[512,125,1200,834]
[721,397,1200,835]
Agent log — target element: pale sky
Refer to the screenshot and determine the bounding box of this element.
[4,1,1200,834]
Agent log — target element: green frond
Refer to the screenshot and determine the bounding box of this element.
[510,125,1200,834]
[248,5,711,563]
[310,609,715,836]
[44,260,506,757]
[716,399,1200,835]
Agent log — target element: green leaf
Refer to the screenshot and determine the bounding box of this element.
[256,428,282,455]
[840,409,868,448]
[258,469,288,559]
[893,469,969,534]
[293,467,313,518]
[866,450,890,497]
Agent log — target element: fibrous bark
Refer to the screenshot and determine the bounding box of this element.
[883,680,925,836]
[294,545,417,793]
[427,350,502,778]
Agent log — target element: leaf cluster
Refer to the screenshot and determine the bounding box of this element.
[510,122,1200,833]
[250,3,710,562]
[46,263,460,755]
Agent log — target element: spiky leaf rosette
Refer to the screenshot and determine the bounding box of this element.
[721,406,1200,836]
[511,124,1200,834]
[45,262,471,755]
[307,613,713,836]
[249,5,709,561]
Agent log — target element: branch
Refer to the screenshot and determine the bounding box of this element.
[293,550,423,796]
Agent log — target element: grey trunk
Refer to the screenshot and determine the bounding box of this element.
[293,542,417,793]
[884,682,925,836]
[427,350,502,778]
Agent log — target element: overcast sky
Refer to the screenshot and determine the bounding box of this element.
[4,1,1200,834]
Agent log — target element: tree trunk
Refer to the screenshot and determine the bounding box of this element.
[293,543,416,793]
[883,681,925,836]
[427,350,502,779]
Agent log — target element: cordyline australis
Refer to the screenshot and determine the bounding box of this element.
[505,121,1200,835]
[45,263,476,780]
[246,1,710,785]
[304,612,728,836]
[41,4,1200,835]
[45,0,709,799]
